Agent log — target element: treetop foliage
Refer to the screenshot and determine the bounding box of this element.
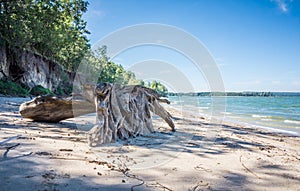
[0,0,90,71]
[79,46,144,86]
[0,0,169,94]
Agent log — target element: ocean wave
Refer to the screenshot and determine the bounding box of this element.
[222,116,300,136]
[221,112,232,115]
[261,118,273,121]
[249,124,300,136]
[172,100,184,104]
[252,114,270,118]
[199,107,209,110]
[227,116,241,119]
[284,120,300,124]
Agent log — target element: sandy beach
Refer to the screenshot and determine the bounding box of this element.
[0,96,300,191]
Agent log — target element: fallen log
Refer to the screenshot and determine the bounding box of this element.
[19,96,95,122]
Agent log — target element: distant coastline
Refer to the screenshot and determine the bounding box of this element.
[168,92,300,97]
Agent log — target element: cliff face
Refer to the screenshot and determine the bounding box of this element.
[0,46,73,91]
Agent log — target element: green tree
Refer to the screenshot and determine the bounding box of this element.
[81,46,143,86]
[0,0,90,71]
[85,47,167,93]
[148,81,168,97]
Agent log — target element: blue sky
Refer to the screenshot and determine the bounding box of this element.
[83,0,300,92]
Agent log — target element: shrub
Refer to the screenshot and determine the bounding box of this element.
[29,85,52,96]
[54,84,73,96]
[0,79,29,97]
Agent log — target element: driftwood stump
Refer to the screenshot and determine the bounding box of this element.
[87,83,175,146]
[19,83,175,145]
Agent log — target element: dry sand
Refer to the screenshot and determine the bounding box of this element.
[0,96,300,191]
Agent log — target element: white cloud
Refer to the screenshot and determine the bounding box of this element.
[215,58,224,62]
[215,58,227,67]
[85,10,105,18]
[292,81,300,86]
[218,63,227,67]
[271,0,292,13]
[272,80,281,85]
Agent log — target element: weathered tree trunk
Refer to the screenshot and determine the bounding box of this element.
[87,83,175,146]
[19,83,175,145]
[19,96,95,122]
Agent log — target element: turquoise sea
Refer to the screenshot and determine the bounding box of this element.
[169,95,300,136]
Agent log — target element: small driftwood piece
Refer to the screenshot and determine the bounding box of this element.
[86,83,175,146]
[19,96,95,122]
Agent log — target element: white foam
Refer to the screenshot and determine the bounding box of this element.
[221,112,232,115]
[250,124,300,136]
[213,114,300,137]
[199,107,209,110]
[252,114,270,118]
[284,120,300,124]
[261,118,273,121]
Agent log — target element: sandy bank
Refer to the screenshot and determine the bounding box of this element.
[0,96,300,191]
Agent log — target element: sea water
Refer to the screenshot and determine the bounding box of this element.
[168,95,300,136]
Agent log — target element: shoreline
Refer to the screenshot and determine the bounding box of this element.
[166,103,300,138]
[1,96,300,190]
[214,115,300,137]
[168,96,300,138]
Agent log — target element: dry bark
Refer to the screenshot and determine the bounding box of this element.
[87,83,175,146]
[19,96,95,122]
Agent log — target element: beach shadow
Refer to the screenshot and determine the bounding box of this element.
[119,116,267,158]
[0,156,150,191]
